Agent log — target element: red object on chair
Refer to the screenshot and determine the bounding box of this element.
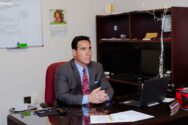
[43,62,65,107]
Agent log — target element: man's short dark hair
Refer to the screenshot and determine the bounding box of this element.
[71,36,91,49]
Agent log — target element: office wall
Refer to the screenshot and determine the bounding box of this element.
[114,0,188,13]
[0,0,113,124]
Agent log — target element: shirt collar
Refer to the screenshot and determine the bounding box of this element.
[74,61,88,74]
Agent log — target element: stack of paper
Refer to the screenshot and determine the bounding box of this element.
[90,110,154,124]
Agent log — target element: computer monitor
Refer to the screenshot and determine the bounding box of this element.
[139,76,170,107]
[121,76,170,108]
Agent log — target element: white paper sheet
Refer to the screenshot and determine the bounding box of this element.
[90,110,154,124]
[163,98,175,103]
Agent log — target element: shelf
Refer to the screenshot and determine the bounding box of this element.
[99,38,172,43]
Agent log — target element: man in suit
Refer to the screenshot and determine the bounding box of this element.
[55,35,114,106]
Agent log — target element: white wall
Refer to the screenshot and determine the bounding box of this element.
[1,0,188,125]
[113,0,188,13]
[0,0,113,124]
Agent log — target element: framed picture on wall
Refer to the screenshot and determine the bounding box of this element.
[49,9,67,37]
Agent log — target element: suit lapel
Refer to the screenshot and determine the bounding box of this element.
[88,62,95,86]
[71,60,82,91]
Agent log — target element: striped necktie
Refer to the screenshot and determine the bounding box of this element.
[82,68,89,95]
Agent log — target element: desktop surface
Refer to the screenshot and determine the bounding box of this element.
[7,97,188,125]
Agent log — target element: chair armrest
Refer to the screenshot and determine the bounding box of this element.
[40,102,51,108]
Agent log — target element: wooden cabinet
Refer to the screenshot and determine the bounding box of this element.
[96,7,188,86]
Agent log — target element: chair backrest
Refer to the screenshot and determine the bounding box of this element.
[45,62,65,106]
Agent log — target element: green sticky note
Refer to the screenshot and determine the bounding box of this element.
[21,111,31,116]
[18,43,28,48]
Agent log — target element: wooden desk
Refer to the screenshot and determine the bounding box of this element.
[7,99,188,125]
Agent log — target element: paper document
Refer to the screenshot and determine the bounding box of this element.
[90,110,154,124]
[163,98,175,103]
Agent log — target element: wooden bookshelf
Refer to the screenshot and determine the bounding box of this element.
[96,7,188,86]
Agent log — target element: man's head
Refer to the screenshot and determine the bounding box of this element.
[72,36,92,68]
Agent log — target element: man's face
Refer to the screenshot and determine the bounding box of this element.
[73,40,92,67]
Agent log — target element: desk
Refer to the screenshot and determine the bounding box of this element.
[7,99,188,125]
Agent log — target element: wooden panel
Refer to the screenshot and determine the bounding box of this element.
[172,7,188,85]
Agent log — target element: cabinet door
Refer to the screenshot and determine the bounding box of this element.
[172,7,188,85]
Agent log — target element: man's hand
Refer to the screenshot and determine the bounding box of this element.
[88,87,108,104]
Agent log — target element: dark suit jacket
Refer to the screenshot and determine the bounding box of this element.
[54,59,114,106]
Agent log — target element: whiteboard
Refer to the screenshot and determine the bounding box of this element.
[0,0,43,48]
